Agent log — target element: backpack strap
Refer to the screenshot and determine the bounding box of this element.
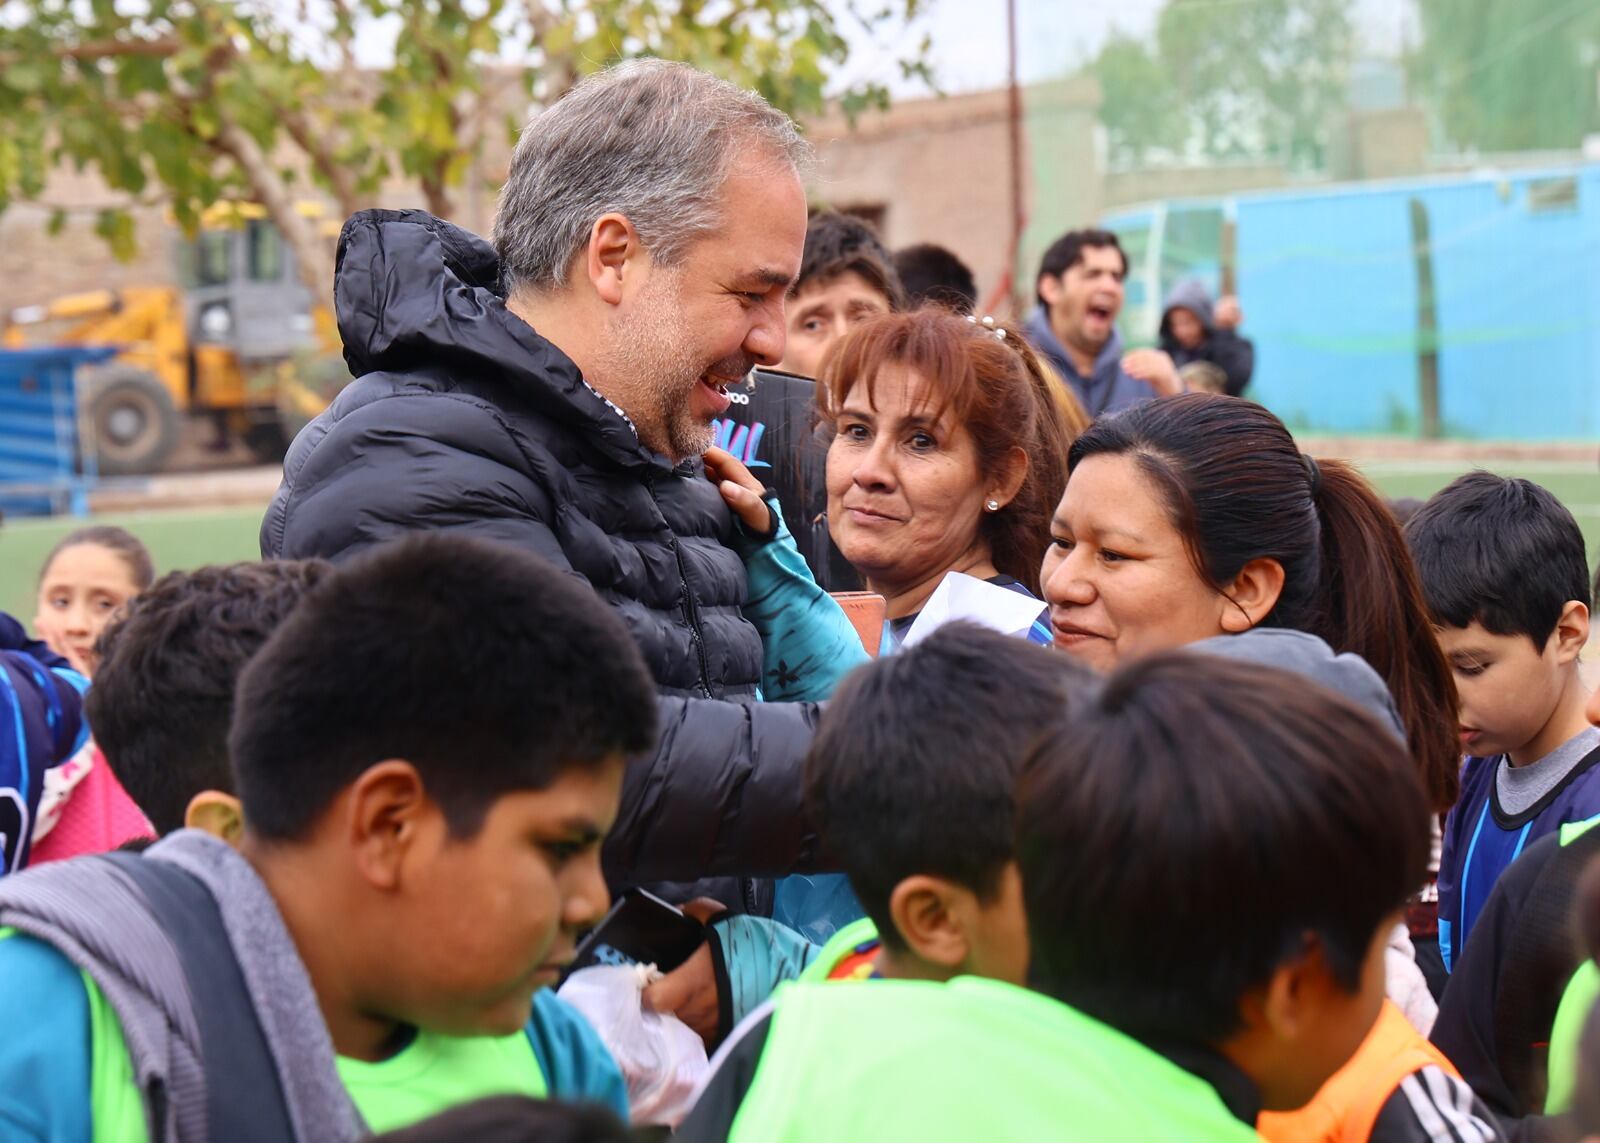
[102,852,298,1143]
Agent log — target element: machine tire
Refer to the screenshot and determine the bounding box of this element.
[84,368,180,477]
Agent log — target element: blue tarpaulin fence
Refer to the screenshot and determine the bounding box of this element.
[0,346,114,517]
[1104,165,1600,440]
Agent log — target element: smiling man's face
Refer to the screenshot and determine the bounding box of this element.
[597,162,808,462]
[1040,244,1126,360]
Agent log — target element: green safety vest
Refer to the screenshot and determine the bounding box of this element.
[1545,815,1600,1114]
[729,976,1258,1142]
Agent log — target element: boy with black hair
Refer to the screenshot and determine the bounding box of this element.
[0,534,657,1139]
[774,209,902,379]
[680,654,1495,1141]
[1404,472,1597,973]
[796,622,1091,984]
[654,625,1091,1051]
[87,560,332,839]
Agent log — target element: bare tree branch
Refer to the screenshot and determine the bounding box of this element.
[0,34,181,67]
[208,118,335,296]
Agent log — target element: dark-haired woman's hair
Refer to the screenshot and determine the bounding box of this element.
[818,309,1083,594]
[1067,392,1459,811]
[40,525,155,591]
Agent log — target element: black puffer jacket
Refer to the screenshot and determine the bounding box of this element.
[262,209,819,888]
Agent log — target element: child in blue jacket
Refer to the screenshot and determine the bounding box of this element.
[0,612,89,876]
[1405,473,1600,970]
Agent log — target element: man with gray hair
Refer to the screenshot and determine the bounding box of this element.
[263,62,818,903]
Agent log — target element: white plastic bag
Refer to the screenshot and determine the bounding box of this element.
[557,963,710,1126]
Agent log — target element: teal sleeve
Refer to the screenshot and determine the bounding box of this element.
[525,989,629,1120]
[708,914,819,1034]
[732,497,869,703]
[0,932,94,1142]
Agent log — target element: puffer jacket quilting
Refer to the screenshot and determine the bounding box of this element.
[261,209,819,886]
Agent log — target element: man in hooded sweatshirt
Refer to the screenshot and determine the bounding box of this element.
[262,61,827,908]
[1024,228,1185,418]
[1159,278,1254,397]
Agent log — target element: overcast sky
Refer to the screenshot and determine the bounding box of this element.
[334,1,1410,97]
[831,0,1412,97]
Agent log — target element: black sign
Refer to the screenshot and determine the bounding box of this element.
[712,369,861,593]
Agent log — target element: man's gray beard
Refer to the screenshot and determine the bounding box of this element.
[597,277,712,462]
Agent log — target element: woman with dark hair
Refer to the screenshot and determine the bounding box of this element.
[1041,391,1458,813]
[1040,393,1459,1052]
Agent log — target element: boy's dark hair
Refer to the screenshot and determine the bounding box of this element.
[894,243,977,312]
[1018,652,1429,1046]
[88,560,332,834]
[804,623,1095,951]
[41,524,155,590]
[231,534,658,841]
[1404,471,1589,648]
[795,210,903,308]
[1035,228,1127,307]
[369,1096,632,1143]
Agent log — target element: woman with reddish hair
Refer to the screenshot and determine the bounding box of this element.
[814,309,1082,650]
[714,307,1084,660]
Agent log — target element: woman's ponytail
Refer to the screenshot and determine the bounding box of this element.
[1310,458,1460,812]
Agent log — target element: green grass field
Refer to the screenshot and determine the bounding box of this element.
[1358,458,1600,557]
[1,505,267,621]
[1,455,1596,623]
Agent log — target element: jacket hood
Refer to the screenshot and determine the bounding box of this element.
[1189,628,1406,744]
[1159,278,1215,336]
[1025,305,1124,380]
[333,209,658,470]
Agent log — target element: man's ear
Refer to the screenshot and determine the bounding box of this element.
[1037,274,1062,308]
[985,447,1030,513]
[585,213,644,307]
[1219,557,1286,633]
[185,791,244,847]
[342,760,432,892]
[888,875,977,970]
[1553,599,1590,665]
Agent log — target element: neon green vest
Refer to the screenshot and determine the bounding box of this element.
[729,977,1258,1142]
[0,927,547,1140]
[1544,815,1600,1114]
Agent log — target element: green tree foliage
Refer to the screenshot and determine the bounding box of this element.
[1411,0,1600,153]
[0,0,929,295]
[1094,31,1182,165]
[1089,0,1352,169]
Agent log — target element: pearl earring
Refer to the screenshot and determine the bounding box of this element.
[985,499,1000,512]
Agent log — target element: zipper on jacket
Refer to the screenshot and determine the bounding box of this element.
[649,474,715,698]
[672,538,715,699]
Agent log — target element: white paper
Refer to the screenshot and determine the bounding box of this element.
[900,571,1046,647]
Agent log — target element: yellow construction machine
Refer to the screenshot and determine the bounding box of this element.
[2,205,346,475]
